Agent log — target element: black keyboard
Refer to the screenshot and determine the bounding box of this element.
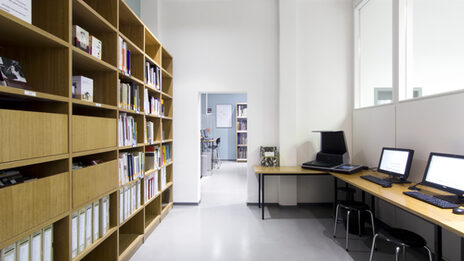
[360,175,392,187]
[403,191,459,209]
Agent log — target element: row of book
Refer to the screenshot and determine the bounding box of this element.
[118,152,144,186]
[144,90,162,116]
[144,171,159,202]
[118,113,138,147]
[73,25,102,60]
[0,169,35,188]
[71,195,110,259]
[0,225,53,261]
[145,62,161,90]
[237,119,247,131]
[237,105,248,117]
[238,147,247,159]
[237,133,247,145]
[119,80,141,112]
[118,36,131,76]
[146,121,156,144]
[119,181,141,223]
[145,144,171,170]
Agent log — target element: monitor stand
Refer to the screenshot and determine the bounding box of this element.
[383,177,410,184]
[435,195,464,205]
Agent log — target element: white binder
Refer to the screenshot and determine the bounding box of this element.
[71,212,78,258]
[42,225,53,261]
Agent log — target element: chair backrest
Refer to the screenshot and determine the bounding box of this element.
[216,137,220,145]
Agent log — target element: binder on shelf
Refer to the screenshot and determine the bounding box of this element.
[119,188,124,223]
[30,230,42,261]
[85,204,93,248]
[78,208,86,253]
[161,167,166,189]
[42,225,53,261]
[93,201,100,241]
[1,244,16,261]
[16,237,30,261]
[71,212,78,258]
[119,152,144,186]
[124,186,130,219]
[100,196,109,236]
[131,184,136,213]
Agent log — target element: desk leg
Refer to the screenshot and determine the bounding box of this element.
[333,177,338,219]
[258,174,261,208]
[461,237,464,261]
[434,225,442,261]
[371,195,375,216]
[262,175,265,220]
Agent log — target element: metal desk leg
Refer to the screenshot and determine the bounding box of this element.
[461,237,464,261]
[258,174,261,208]
[333,177,338,219]
[371,195,375,216]
[362,191,366,203]
[262,174,265,220]
[434,225,442,261]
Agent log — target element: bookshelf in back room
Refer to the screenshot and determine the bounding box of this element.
[236,103,247,162]
[0,0,173,260]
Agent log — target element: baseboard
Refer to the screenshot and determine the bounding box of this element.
[246,202,332,207]
[174,201,200,206]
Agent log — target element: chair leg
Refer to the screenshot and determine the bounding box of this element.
[346,210,351,251]
[358,210,362,237]
[366,210,376,237]
[333,204,340,238]
[395,246,401,261]
[369,233,379,261]
[403,246,406,261]
[424,246,433,261]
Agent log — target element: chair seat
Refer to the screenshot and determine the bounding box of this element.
[378,227,427,248]
[338,200,370,211]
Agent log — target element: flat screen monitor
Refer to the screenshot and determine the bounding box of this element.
[377,147,414,180]
[422,153,464,196]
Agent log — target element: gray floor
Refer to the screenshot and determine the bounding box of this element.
[131,162,429,261]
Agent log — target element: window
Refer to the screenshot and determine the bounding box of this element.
[356,0,393,108]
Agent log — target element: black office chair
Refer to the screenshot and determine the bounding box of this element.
[333,200,375,251]
[369,225,432,261]
[212,138,221,169]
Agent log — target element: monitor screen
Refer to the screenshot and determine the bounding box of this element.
[423,153,464,194]
[377,147,414,178]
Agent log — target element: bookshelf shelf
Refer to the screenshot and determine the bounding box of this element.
[0,10,68,48]
[0,1,173,260]
[236,103,247,162]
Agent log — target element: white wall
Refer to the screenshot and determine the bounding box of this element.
[353,93,464,260]
[158,0,279,203]
[140,0,160,36]
[294,0,354,203]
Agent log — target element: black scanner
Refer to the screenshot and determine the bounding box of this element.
[302,131,350,170]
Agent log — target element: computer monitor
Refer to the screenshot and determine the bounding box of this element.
[421,152,464,203]
[377,147,414,182]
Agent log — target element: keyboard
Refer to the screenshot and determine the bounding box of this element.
[360,175,392,187]
[403,191,459,209]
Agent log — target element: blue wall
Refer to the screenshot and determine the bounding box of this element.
[201,94,247,160]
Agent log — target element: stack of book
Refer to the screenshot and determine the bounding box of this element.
[144,171,158,202]
[143,90,161,116]
[118,36,131,75]
[0,170,35,188]
[145,146,161,170]
[71,196,109,258]
[146,122,154,144]
[145,62,161,90]
[73,25,102,60]
[118,152,144,186]
[119,80,141,112]
[119,181,141,223]
[1,225,53,261]
[237,133,247,145]
[118,113,137,147]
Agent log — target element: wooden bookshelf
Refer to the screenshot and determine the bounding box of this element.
[236,103,247,162]
[0,1,174,260]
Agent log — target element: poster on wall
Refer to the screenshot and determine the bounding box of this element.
[216,104,232,128]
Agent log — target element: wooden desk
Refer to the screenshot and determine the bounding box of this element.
[253,166,329,220]
[332,170,464,261]
[254,166,464,261]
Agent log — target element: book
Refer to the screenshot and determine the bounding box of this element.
[72,25,90,53]
[1,243,16,261]
[0,0,31,23]
[85,204,92,248]
[0,56,28,89]
[78,208,86,253]
[71,212,78,258]
[72,76,93,102]
[30,230,42,261]
[42,225,53,261]
[119,188,124,223]
[16,237,29,261]
[90,35,102,60]
[99,196,109,236]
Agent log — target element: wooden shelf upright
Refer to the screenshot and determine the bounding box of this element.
[0,0,173,260]
[236,103,247,162]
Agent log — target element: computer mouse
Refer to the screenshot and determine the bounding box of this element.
[382,183,392,188]
[408,185,420,191]
[453,207,464,215]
